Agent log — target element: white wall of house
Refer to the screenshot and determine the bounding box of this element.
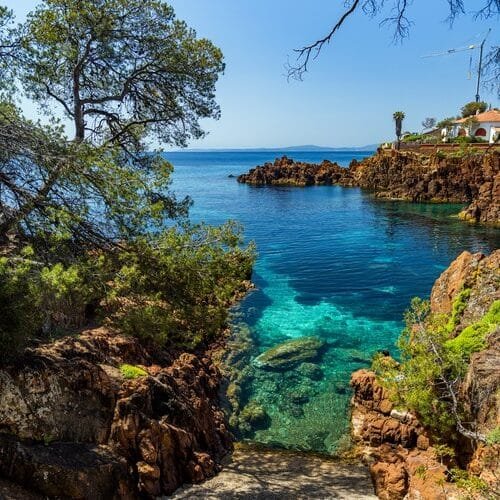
[449,121,500,143]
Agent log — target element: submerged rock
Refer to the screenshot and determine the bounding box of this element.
[298,362,324,380]
[253,336,325,371]
[239,400,270,430]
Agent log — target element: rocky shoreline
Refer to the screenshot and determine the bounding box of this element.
[237,150,500,225]
[0,251,498,499]
[0,329,233,499]
[349,250,500,499]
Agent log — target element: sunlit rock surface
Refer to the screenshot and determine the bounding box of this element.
[170,447,376,499]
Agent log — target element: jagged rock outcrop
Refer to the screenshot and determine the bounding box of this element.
[0,328,232,499]
[350,368,460,499]
[237,156,351,186]
[351,250,500,499]
[237,151,500,225]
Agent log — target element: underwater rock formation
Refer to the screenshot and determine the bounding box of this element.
[0,328,232,499]
[350,250,500,499]
[253,336,325,370]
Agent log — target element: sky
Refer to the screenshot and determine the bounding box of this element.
[3,0,499,148]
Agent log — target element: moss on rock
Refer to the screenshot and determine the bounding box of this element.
[253,336,325,371]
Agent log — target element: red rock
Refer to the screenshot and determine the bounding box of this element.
[0,328,232,498]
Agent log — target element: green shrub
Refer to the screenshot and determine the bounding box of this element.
[374,295,499,438]
[450,468,489,494]
[446,288,471,333]
[120,364,148,379]
[445,301,500,362]
[486,427,500,445]
[0,255,43,360]
[402,133,425,143]
[105,222,255,348]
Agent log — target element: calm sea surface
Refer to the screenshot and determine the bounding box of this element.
[165,150,500,454]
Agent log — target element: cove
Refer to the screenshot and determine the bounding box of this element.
[166,150,500,454]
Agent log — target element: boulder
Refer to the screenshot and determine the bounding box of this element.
[298,362,324,380]
[253,337,325,371]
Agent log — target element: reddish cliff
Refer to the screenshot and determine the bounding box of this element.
[0,328,232,499]
[350,250,500,499]
[237,151,500,225]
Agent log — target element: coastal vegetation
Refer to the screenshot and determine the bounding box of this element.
[373,296,499,438]
[0,0,254,361]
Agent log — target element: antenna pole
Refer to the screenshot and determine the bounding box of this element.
[475,29,491,102]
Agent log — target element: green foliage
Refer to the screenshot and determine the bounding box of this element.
[0,102,191,251]
[374,289,499,441]
[0,254,43,359]
[415,464,427,479]
[20,0,224,145]
[445,301,500,363]
[106,222,255,347]
[486,427,500,445]
[390,298,455,432]
[0,249,105,360]
[433,444,455,463]
[450,468,490,495]
[402,132,438,144]
[451,135,485,144]
[402,133,424,143]
[461,101,487,118]
[446,288,471,333]
[120,364,147,379]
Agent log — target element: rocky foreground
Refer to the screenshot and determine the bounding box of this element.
[0,255,497,499]
[350,250,500,499]
[171,447,376,499]
[237,150,500,225]
[0,329,232,498]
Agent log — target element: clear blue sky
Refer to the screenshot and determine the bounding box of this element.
[4,0,499,148]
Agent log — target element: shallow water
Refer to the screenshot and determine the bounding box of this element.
[165,150,500,454]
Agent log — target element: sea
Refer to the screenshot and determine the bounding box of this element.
[164,149,500,455]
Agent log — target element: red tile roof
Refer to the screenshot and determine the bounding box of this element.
[454,109,500,124]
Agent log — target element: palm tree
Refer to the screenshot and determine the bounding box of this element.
[393,111,405,150]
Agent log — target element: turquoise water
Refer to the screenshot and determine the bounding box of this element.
[165,150,500,454]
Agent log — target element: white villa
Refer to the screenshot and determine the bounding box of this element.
[446,109,500,144]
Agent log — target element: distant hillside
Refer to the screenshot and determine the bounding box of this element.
[279,144,378,152]
[169,144,379,153]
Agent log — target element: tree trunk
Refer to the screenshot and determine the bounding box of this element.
[73,70,84,142]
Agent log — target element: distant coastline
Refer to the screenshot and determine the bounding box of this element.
[168,144,379,153]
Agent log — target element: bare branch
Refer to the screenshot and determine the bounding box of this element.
[287,0,500,79]
[287,0,361,80]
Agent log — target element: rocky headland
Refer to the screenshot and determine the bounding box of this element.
[350,250,500,499]
[237,150,500,225]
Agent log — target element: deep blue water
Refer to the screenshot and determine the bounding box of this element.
[165,150,500,454]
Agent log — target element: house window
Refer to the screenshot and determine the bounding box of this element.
[475,127,487,137]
